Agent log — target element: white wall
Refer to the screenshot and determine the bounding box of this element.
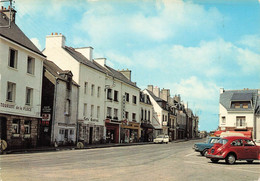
[0,37,44,118]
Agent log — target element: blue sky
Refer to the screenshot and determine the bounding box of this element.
[5,0,260,131]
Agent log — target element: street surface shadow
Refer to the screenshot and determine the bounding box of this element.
[208,161,260,165]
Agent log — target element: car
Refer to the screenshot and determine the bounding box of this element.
[153,135,169,144]
[206,136,260,164]
[193,137,221,156]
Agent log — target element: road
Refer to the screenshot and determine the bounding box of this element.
[0,139,259,181]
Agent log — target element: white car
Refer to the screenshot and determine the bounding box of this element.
[153,135,169,144]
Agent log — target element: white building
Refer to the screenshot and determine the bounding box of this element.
[43,33,140,144]
[0,8,45,149]
[144,86,169,137]
[218,88,259,141]
[41,60,79,146]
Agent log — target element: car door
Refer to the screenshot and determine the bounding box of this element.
[243,139,258,159]
[230,139,245,159]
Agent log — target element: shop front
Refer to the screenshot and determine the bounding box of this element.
[121,121,141,143]
[105,119,120,143]
[141,122,154,142]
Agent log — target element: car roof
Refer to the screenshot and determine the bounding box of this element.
[222,136,250,141]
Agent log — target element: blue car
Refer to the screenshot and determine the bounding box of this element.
[193,137,221,156]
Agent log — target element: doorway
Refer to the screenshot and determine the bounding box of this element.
[89,127,93,144]
[0,117,7,141]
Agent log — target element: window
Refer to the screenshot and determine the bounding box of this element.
[114,90,118,101]
[12,119,20,134]
[27,56,35,74]
[236,116,246,127]
[231,139,243,146]
[148,111,150,121]
[97,86,101,97]
[114,108,118,120]
[91,105,94,117]
[244,139,255,146]
[25,87,33,106]
[84,82,88,94]
[145,110,147,120]
[83,103,87,116]
[162,115,164,122]
[9,48,17,68]
[165,116,167,121]
[107,107,112,118]
[132,113,136,121]
[107,89,112,100]
[125,111,129,119]
[70,129,74,135]
[91,84,95,96]
[83,126,86,135]
[125,93,129,102]
[234,103,240,109]
[7,82,16,102]
[141,109,144,120]
[97,106,100,118]
[24,120,31,134]
[221,116,226,124]
[132,95,137,104]
[65,99,70,115]
[66,76,72,90]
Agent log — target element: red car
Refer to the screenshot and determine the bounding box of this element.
[206,136,260,164]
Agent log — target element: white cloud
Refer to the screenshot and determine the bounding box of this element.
[237,34,260,52]
[105,51,133,67]
[30,38,42,50]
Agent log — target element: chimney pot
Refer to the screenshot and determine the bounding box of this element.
[55,32,58,35]
[51,32,53,35]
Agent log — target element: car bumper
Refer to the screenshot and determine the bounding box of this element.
[206,154,224,159]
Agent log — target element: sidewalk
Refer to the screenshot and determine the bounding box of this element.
[2,138,193,155]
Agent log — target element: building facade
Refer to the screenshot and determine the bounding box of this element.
[218,88,259,140]
[41,60,79,146]
[0,9,45,149]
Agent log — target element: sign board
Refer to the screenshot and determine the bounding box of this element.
[42,114,51,121]
[122,95,126,119]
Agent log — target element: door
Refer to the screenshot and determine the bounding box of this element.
[243,139,258,159]
[0,117,7,141]
[89,127,93,144]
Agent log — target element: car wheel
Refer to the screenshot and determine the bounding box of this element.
[210,159,219,163]
[202,149,208,157]
[166,142,168,144]
[225,154,236,164]
[246,160,253,164]
[200,151,204,156]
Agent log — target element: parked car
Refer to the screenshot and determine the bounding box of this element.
[206,136,260,164]
[193,137,221,156]
[153,135,169,144]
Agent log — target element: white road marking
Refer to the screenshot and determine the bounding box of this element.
[185,152,197,157]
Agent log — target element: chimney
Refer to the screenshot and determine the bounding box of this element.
[95,58,106,67]
[153,86,160,98]
[147,85,153,92]
[46,33,66,48]
[0,6,16,22]
[174,94,181,102]
[75,47,93,61]
[220,88,224,94]
[120,69,131,80]
[161,88,170,102]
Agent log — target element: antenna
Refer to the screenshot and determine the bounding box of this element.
[0,0,14,28]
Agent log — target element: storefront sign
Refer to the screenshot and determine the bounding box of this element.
[84,117,99,122]
[122,95,126,119]
[42,114,51,121]
[0,102,32,111]
[42,106,52,113]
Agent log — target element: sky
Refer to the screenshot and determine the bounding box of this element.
[3,0,260,131]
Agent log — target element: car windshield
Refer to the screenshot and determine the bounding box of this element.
[210,138,219,143]
[218,138,228,145]
[157,135,164,138]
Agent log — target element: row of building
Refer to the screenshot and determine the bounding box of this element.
[0,7,199,150]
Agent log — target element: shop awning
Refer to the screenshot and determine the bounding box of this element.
[141,123,155,129]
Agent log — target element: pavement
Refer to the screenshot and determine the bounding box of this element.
[1,138,195,155]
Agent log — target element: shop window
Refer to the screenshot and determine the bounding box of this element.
[25,87,33,106]
[27,56,35,75]
[7,82,16,102]
[24,120,31,134]
[9,48,18,69]
[12,119,20,134]
[114,90,118,101]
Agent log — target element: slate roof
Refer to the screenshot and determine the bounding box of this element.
[64,46,139,89]
[43,59,79,86]
[146,89,164,102]
[0,12,45,57]
[220,89,258,111]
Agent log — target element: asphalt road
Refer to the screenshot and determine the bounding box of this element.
[0,139,259,181]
